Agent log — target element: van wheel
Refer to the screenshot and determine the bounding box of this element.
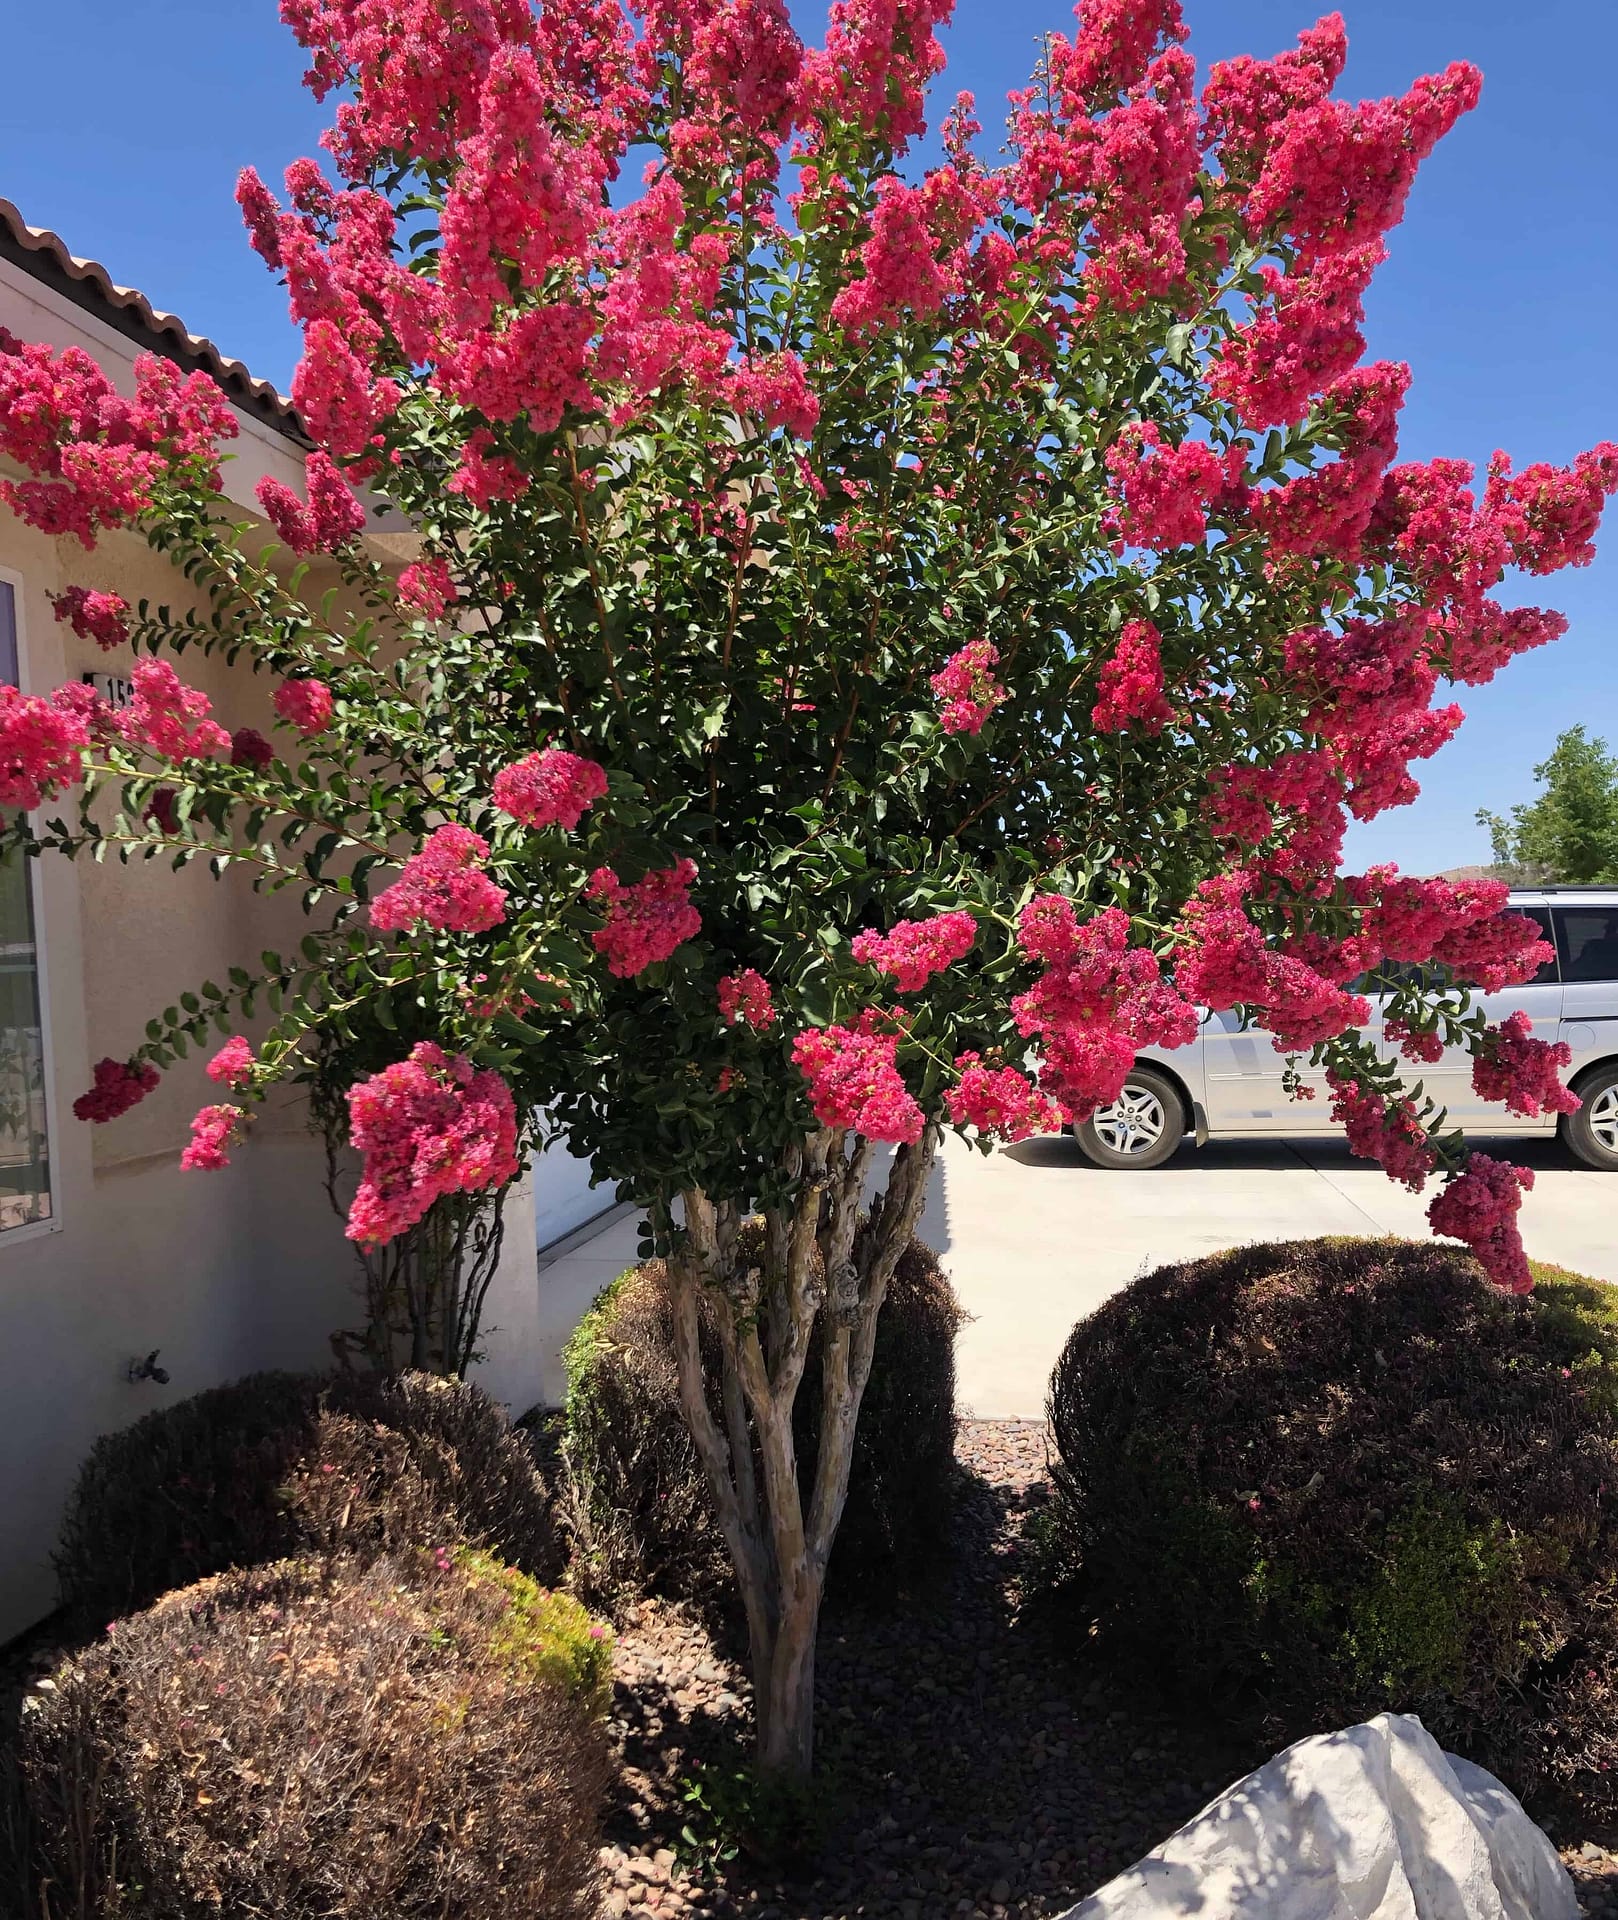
[1564,1063,1618,1170]
[1074,1068,1187,1170]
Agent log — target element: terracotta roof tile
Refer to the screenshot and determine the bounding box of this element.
[0,197,306,444]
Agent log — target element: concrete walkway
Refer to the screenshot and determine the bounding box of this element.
[530,1130,1618,1419]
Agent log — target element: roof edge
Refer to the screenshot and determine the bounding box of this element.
[0,198,308,447]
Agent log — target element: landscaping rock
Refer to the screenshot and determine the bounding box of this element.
[1059,1713,1576,1920]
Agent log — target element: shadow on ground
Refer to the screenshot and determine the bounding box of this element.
[601,1425,1258,1920]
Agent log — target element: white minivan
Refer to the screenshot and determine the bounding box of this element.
[1074,887,1618,1173]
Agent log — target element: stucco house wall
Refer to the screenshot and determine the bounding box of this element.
[0,222,565,1642]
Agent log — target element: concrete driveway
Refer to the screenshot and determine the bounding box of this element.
[531,1129,1616,1420]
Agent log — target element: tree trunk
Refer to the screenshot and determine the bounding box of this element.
[668,1125,938,1779]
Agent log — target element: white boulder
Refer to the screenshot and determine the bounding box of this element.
[1060,1712,1576,1920]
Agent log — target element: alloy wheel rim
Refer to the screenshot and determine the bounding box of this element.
[1093,1084,1167,1157]
[1591,1084,1618,1157]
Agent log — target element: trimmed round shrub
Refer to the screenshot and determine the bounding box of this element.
[1042,1236,1618,1820]
[55,1370,560,1625]
[17,1550,610,1919]
[563,1237,963,1605]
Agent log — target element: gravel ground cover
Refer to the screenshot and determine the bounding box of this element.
[598,1420,1618,1920]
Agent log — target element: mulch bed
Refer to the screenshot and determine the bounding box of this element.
[599,1420,1618,1920]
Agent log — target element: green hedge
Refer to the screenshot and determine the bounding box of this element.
[1040,1237,1618,1821]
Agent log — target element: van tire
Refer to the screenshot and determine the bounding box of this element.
[1563,1061,1618,1171]
[1073,1068,1188,1171]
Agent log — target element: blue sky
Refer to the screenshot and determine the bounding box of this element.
[4,0,1614,876]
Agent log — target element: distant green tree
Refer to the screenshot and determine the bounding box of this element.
[1479,727,1618,884]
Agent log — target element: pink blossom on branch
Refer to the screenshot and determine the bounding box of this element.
[345,1042,520,1248]
[1013,901,1197,1121]
[931,640,1005,735]
[1103,423,1244,549]
[1428,1153,1535,1294]
[586,859,701,977]
[117,660,231,764]
[792,1019,925,1144]
[491,747,608,833]
[181,1104,246,1172]
[50,586,129,652]
[370,823,508,935]
[1470,1011,1578,1119]
[0,688,91,809]
[1326,1070,1437,1192]
[852,911,977,992]
[1092,620,1173,734]
[718,969,776,1029]
[205,1036,256,1091]
[397,559,459,620]
[948,1053,1067,1143]
[273,677,336,736]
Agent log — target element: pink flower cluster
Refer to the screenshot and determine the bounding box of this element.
[0,341,236,547]
[1470,1012,1578,1120]
[291,318,400,460]
[72,1056,159,1124]
[491,746,608,832]
[1175,875,1369,1051]
[397,558,459,619]
[205,1036,256,1091]
[1103,422,1244,549]
[255,450,367,554]
[948,1053,1067,1143]
[1384,1017,1444,1066]
[851,911,977,992]
[792,1016,924,1145]
[1325,1070,1437,1192]
[0,687,91,810]
[1013,900,1197,1121]
[586,859,701,976]
[1202,25,1478,435]
[931,640,1006,736]
[181,1104,246,1172]
[371,824,508,934]
[50,586,129,652]
[718,968,775,1029]
[796,0,951,146]
[1427,1153,1535,1294]
[118,660,231,764]
[345,1042,520,1248]
[1092,619,1174,735]
[830,178,956,337]
[1347,869,1553,991]
[730,351,819,439]
[273,678,336,736]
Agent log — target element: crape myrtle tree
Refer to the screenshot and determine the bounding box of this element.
[2,0,1616,1773]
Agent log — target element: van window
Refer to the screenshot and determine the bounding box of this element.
[1557,907,1618,985]
[1516,906,1559,985]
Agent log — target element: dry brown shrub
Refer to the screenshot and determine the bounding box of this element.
[15,1551,610,1920]
[53,1369,560,1626]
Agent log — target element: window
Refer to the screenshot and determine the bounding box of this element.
[1556,907,1618,986]
[0,580,53,1232]
[1517,906,1560,986]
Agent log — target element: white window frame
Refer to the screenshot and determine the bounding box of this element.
[0,564,64,1246]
